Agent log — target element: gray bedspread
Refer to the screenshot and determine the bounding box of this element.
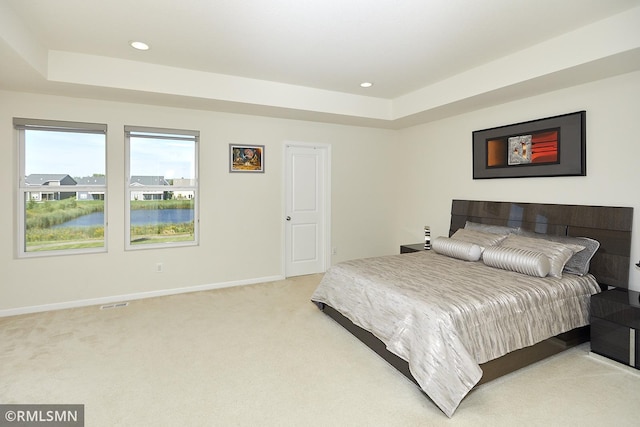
[310,251,600,417]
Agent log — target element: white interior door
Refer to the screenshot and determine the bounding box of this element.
[284,143,330,277]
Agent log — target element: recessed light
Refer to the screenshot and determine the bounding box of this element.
[360,82,373,88]
[130,41,150,51]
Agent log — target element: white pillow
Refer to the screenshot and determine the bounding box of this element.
[432,236,482,261]
[483,246,550,278]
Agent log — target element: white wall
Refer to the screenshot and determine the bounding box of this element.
[2,69,638,314]
[0,91,398,314]
[397,71,640,291]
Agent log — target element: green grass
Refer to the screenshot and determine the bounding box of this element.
[130,199,194,210]
[130,222,195,245]
[27,224,104,241]
[25,198,195,250]
[27,240,105,252]
[130,235,195,245]
[26,199,104,229]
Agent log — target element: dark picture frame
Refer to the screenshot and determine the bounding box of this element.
[229,144,264,173]
[472,111,585,179]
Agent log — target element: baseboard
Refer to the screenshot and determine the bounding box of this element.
[0,275,285,317]
[589,351,640,374]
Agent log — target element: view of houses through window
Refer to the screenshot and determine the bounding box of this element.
[16,118,107,255]
[15,119,199,256]
[125,126,199,249]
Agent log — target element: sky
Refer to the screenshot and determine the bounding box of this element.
[130,137,195,179]
[25,130,195,179]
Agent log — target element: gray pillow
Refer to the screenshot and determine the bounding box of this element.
[500,234,584,278]
[432,236,482,262]
[450,228,508,251]
[563,237,600,275]
[517,230,600,276]
[482,246,550,278]
[464,221,519,235]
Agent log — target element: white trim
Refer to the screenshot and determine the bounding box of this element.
[124,126,199,250]
[0,275,284,317]
[589,351,640,376]
[15,119,108,258]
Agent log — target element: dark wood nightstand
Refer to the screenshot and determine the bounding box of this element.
[590,288,640,369]
[400,243,427,254]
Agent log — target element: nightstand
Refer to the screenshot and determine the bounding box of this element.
[590,288,640,369]
[400,243,426,254]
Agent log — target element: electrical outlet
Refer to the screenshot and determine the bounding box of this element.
[332,247,337,255]
[156,263,163,273]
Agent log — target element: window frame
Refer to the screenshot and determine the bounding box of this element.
[15,118,108,258]
[124,125,199,251]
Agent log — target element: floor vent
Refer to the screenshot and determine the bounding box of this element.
[100,302,130,310]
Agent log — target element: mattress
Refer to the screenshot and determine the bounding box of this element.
[310,251,600,417]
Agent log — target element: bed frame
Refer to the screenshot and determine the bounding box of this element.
[317,200,633,387]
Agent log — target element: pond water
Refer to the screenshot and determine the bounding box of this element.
[52,209,194,228]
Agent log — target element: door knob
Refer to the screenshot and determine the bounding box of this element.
[286,216,291,221]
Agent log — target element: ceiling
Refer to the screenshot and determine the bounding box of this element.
[2,0,640,128]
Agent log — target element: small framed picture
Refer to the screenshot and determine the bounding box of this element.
[229,144,264,173]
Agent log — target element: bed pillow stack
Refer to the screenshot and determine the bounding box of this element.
[449,228,509,250]
[498,234,585,278]
[515,230,600,276]
[482,246,551,277]
[432,228,507,262]
[432,222,594,278]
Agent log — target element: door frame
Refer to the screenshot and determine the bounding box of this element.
[282,141,332,277]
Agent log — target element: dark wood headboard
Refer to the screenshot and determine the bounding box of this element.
[449,200,633,289]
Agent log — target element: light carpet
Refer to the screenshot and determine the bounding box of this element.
[1,274,639,426]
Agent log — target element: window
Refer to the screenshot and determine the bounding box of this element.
[125,126,199,249]
[15,118,107,256]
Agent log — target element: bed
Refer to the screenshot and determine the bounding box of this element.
[311,200,633,417]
